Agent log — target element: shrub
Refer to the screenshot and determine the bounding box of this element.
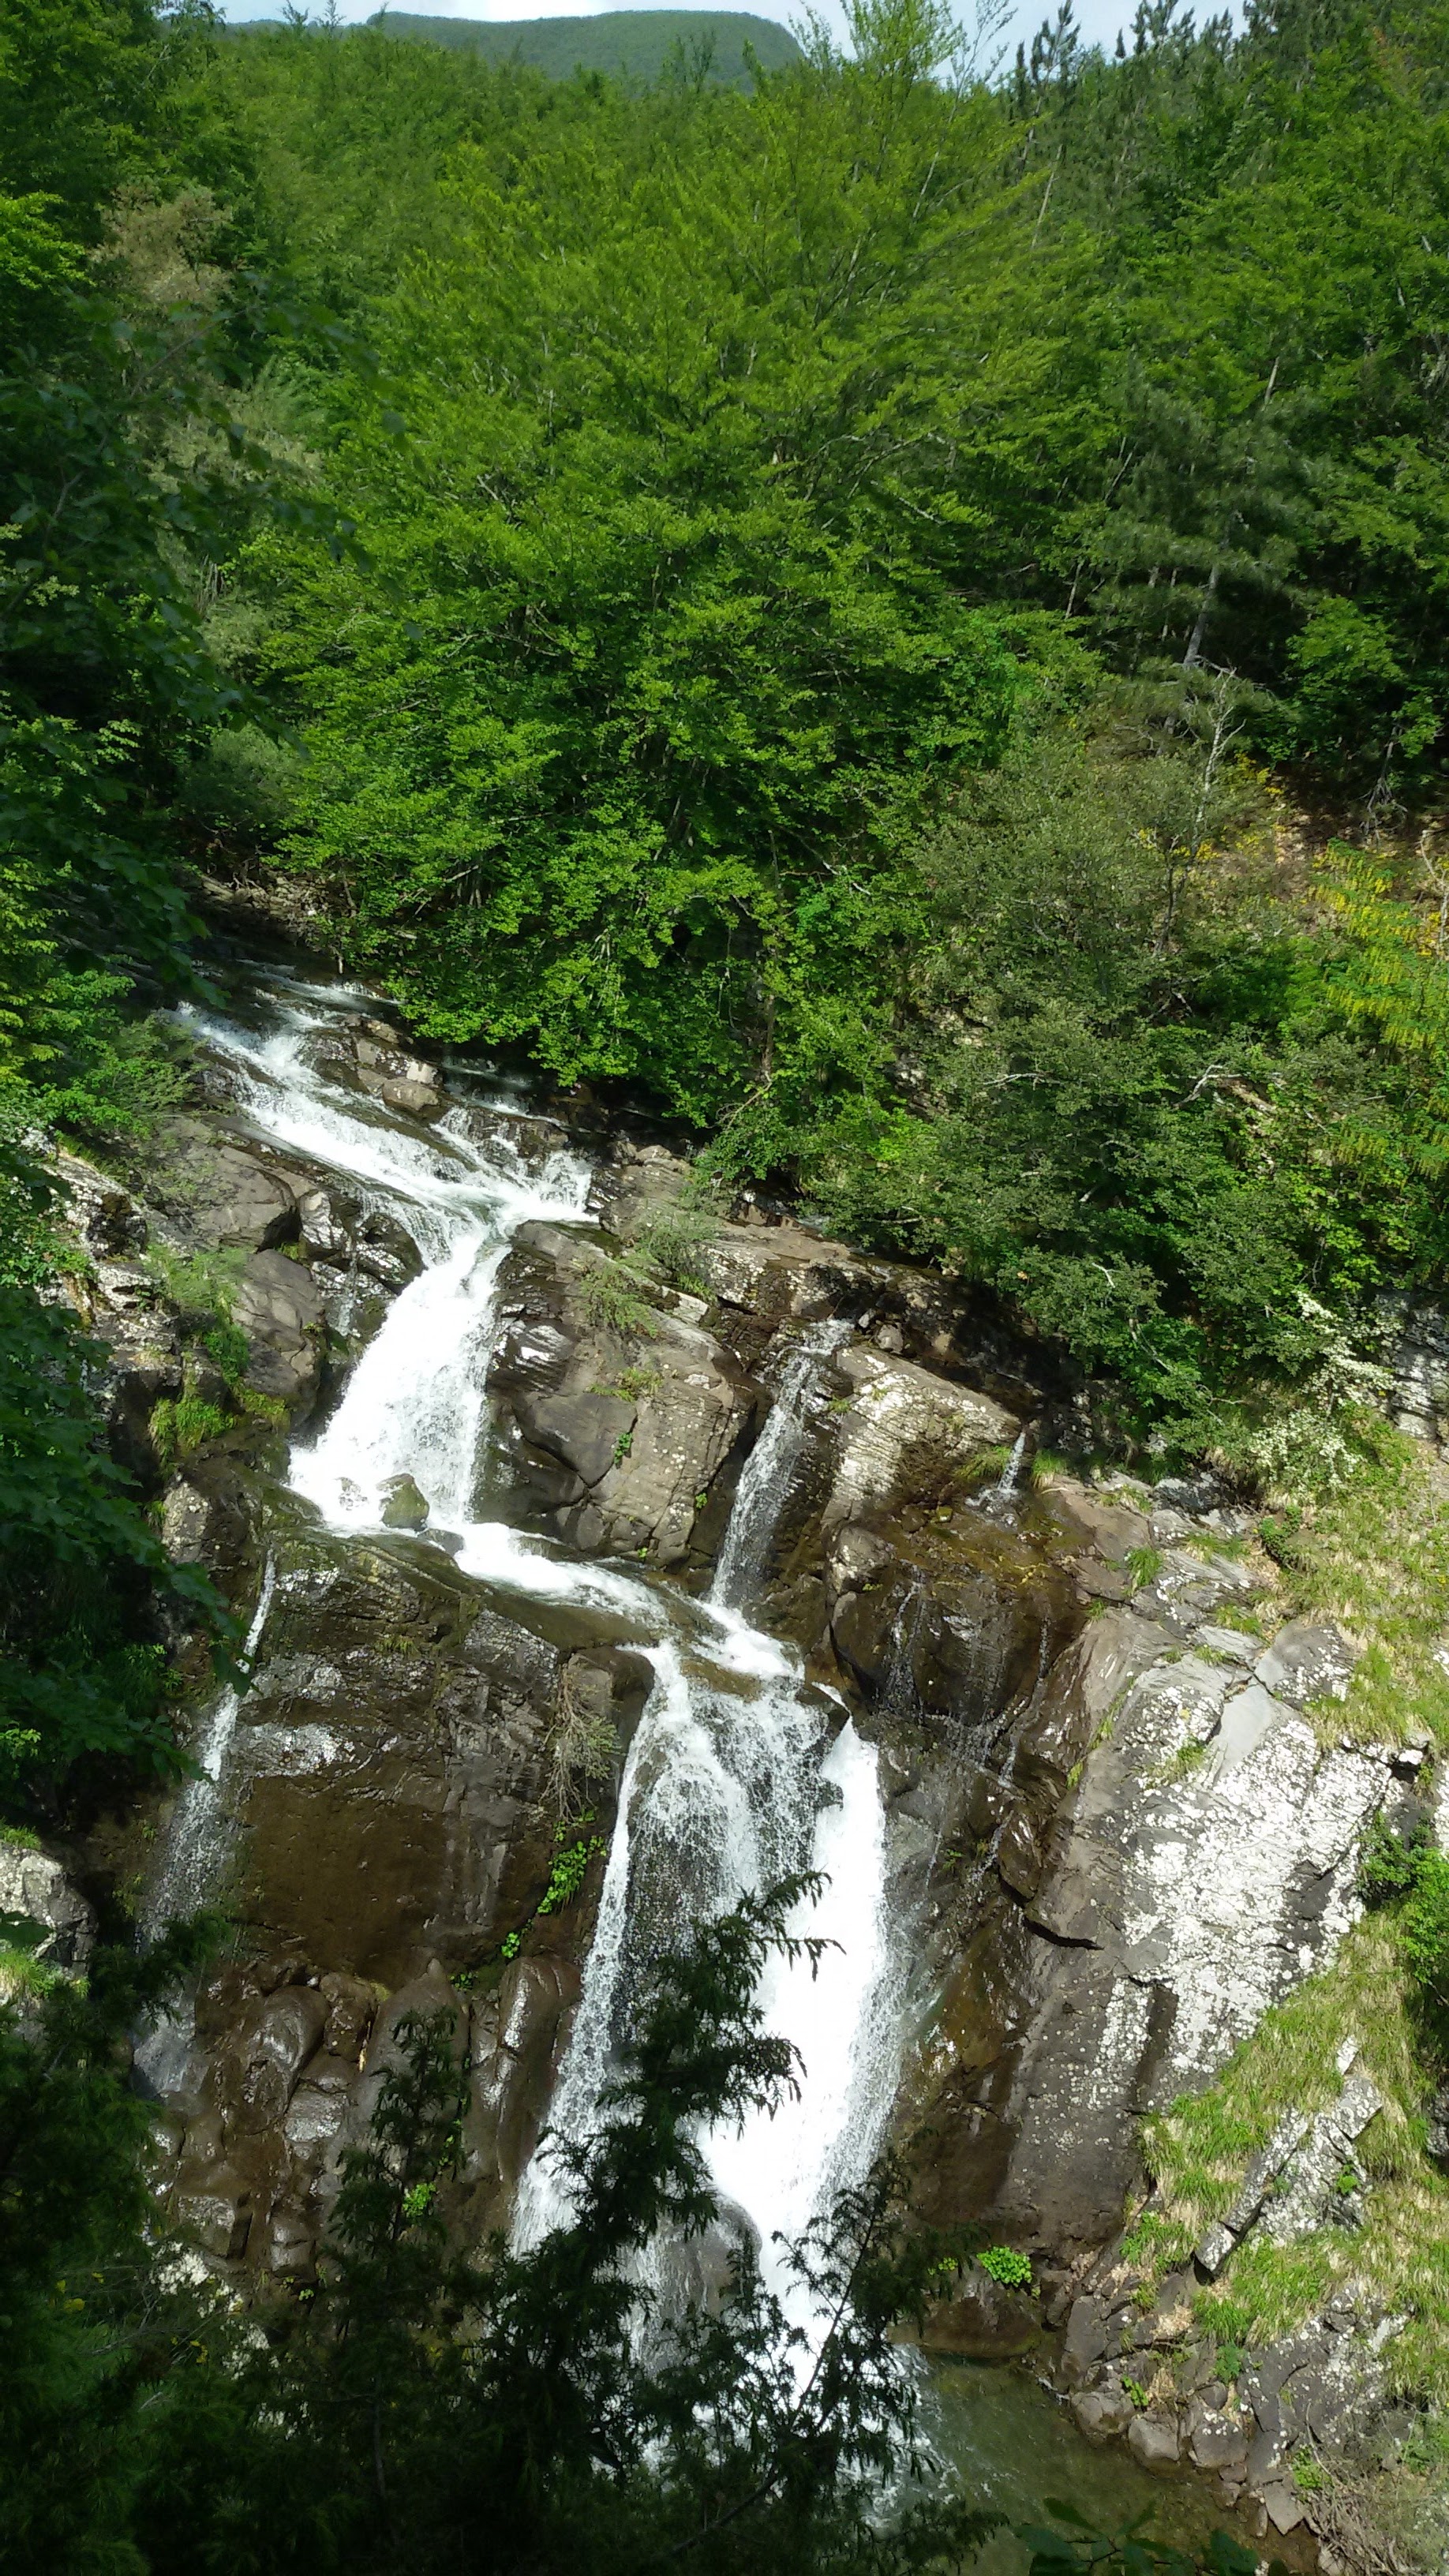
[149,1395,230,1469]
[978,2244,1033,2289]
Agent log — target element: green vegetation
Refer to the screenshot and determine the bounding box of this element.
[500,1816,608,1956]
[978,2243,1034,2289]
[0,1885,1002,2570]
[1256,1422,1449,1747]
[5,0,1449,2551]
[1115,1439,1449,2421]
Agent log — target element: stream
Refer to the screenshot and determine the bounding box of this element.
[142,968,1242,2559]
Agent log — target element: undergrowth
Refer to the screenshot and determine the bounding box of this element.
[1127,1915,1449,2402]
[1265,1420,1449,1749]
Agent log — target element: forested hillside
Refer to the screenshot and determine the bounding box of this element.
[346,9,805,85]
[8,0,1449,1462]
[3,0,1449,2561]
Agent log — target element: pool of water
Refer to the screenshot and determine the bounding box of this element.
[926,2363,1256,2572]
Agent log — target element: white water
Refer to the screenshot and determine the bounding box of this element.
[148,979,900,2312]
[142,1554,277,1940]
[710,1319,852,1609]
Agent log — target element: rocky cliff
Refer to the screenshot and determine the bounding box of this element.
[32,962,1445,2560]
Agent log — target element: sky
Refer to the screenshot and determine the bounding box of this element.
[219,0,1156,78]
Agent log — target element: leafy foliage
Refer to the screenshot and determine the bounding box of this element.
[0,1286,228,1810]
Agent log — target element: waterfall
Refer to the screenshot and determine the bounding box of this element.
[990,1428,1032,1507]
[148,978,902,2325]
[142,1553,277,1939]
[710,1318,852,1609]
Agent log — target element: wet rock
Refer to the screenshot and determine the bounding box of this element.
[320,1971,376,2060]
[347,1960,470,2147]
[828,1511,1078,1732]
[466,1956,585,2194]
[919,2267,1041,2359]
[1071,2387,1135,2442]
[488,1223,753,1565]
[283,2057,358,2167]
[232,1250,325,1408]
[1061,2295,1110,2387]
[824,1346,1019,1530]
[211,1984,327,2132]
[0,1839,95,1973]
[452,1099,572,1174]
[296,1185,352,1264]
[343,1035,446,1120]
[174,2164,253,2262]
[230,1543,567,1986]
[380,1473,429,1531]
[265,2200,317,2281]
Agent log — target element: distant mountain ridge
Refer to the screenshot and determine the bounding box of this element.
[221,12,804,87]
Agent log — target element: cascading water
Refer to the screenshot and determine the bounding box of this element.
[145,975,901,2327]
[141,1555,278,1943]
[710,1317,852,1609]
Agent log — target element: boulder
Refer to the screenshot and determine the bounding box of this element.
[320,1971,377,2061]
[211,1985,327,2132]
[1126,2413,1181,2473]
[466,1956,585,2192]
[173,2163,254,2263]
[144,1116,306,1252]
[1071,2387,1135,2442]
[824,1346,1019,1530]
[380,1473,429,1530]
[229,1545,570,1988]
[0,1839,95,1973]
[232,1249,325,1406]
[1060,2294,1110,2387]
[488,1224,753,1565]
[1185,2402,1249,2476]
[1252,1623,1356,1709]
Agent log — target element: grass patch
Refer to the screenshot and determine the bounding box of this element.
[629,1191,718,1295]
[580,1259,660,1340]
[591,1367,661,1402]
[144,1241,248,1320]
[1132,1913,1449,2399]
[1147,1738,1209,1789]
[1267,1419,1449,1750]
[150,1394,231,1468]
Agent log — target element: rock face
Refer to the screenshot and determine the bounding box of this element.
[66,968,1413,2536]
[900,1575,1393,2263]
[0,1839,95,1978]
[487,1222,754,1567]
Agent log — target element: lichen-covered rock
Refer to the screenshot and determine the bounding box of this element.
[54,1148,148,1260]
[823,1346,1019,1530]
